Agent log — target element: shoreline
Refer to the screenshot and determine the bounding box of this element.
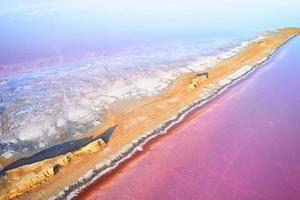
[54,30,300,200]
[0,27,299,200]
[75,34,300,200]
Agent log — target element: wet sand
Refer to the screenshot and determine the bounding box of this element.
[76,36,300,200]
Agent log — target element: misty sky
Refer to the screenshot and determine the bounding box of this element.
[0,0,299,66]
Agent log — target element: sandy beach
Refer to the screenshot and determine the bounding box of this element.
[0,27,299,200]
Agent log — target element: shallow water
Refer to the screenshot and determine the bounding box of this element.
[76,37,300,200]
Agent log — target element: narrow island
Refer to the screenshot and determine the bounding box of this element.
[0,27,299,200]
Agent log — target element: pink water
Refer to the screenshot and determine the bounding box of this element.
[76,37,300,200]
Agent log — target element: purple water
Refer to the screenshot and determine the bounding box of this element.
[76,37,300,200]
[2,0,299,77]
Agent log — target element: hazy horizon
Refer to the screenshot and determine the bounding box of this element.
[0,0,299,67]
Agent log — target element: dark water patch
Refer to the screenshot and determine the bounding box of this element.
[0,125,116,176]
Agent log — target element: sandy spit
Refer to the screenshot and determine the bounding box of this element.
[51,31,300,200]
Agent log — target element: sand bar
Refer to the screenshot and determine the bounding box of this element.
[0,27,299,200]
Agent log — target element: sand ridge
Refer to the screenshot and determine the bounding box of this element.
[0,27,299,200]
